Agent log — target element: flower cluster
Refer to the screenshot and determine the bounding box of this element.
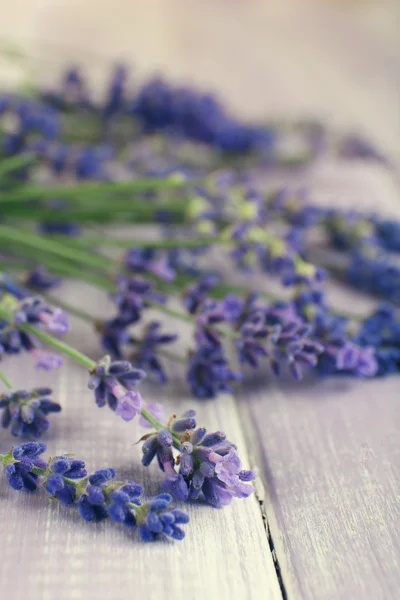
[0,288,68,369]
[129,321,177,384]
[88,355,145,421]
[1,55,399,561]
[131,78,275,154]
[0,387,60,438]
[346,253,400,304]
[139,406,256,508]
[0,96,59,156]
[14,297,69,334]
[356,304,400,376]
[0,442,189,542]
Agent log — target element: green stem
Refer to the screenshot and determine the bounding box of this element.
[2,203,187,224]
[140,408,181,447]
[0,176,188,204]
[33,292,189,365]
[0,225,116,271]
[23,322,96,370]
[0,370,13,390]
[0,303,181,438]
[48,234,230,250]
[30,465,80,488]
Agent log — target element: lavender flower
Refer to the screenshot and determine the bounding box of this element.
[130,321,177,384]
[141,428,174,470]
[374,219,400,253]
[237,305,324,380]
[0,443,189,542]
[373,347,400,376]
[139,409,256,507]
[346,253,400,303]
[195,300,228,348]
[268,320,324,380]
[97,317,130,359]
[88,355,145,421]
[1,442,47,491]
[236,309,271,368]
[183,274,220,314]
[14,297,70,334]
[0,387,61,438]
[124,248,175,282]
[112,276,164,326]
[103,65,127,120]
[0,274,27,300]
[187,346,241,399]
[356,304,400,376]
[24,267,61,291]
[45,456,87,505]
[131,77,274,153]
[135,494,189,542]
[358,305,400,346]
[77,468,118,522]
[325,210,377,252]
[155,413,256,507]
[312,312,378,377]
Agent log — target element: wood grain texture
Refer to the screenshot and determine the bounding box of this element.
[237,375,400,600]
[0,285,282,600]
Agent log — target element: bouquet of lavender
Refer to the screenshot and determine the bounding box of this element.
[0,64,398,543]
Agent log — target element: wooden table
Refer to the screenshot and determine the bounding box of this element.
[0,2,399,599]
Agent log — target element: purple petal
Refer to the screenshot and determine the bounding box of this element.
[115,391,143,422]
[32,350,63,371]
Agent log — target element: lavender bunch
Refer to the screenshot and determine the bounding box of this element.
[0,442,189,542]
[0,295,258,511]
[139,405,256,508]
[85,354,256,508]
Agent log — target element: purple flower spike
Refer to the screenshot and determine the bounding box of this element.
[124,248,176,282]
[0,387,61,439]
[141,413,256,508]
[24,267,61,292]
[3,442,47,491]
[115,391,143,422]
[1,441,189,542]
[183,274,220,314]
[187,346,242,399]
[130,321,177,384]
[14,298,70,335]
[88,355,146,420]
[112,276,165,327]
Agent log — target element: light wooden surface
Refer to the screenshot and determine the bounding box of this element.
[0,1,399,599]
[0,289,282,600]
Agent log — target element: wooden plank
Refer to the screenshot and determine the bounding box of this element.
[238,375,400,600]
[0,283,282,600]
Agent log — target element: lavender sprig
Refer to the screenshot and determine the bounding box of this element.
[0,442,189,542]
[138,406,256,508]
[0,387,61,438]
[0,287,69,370]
